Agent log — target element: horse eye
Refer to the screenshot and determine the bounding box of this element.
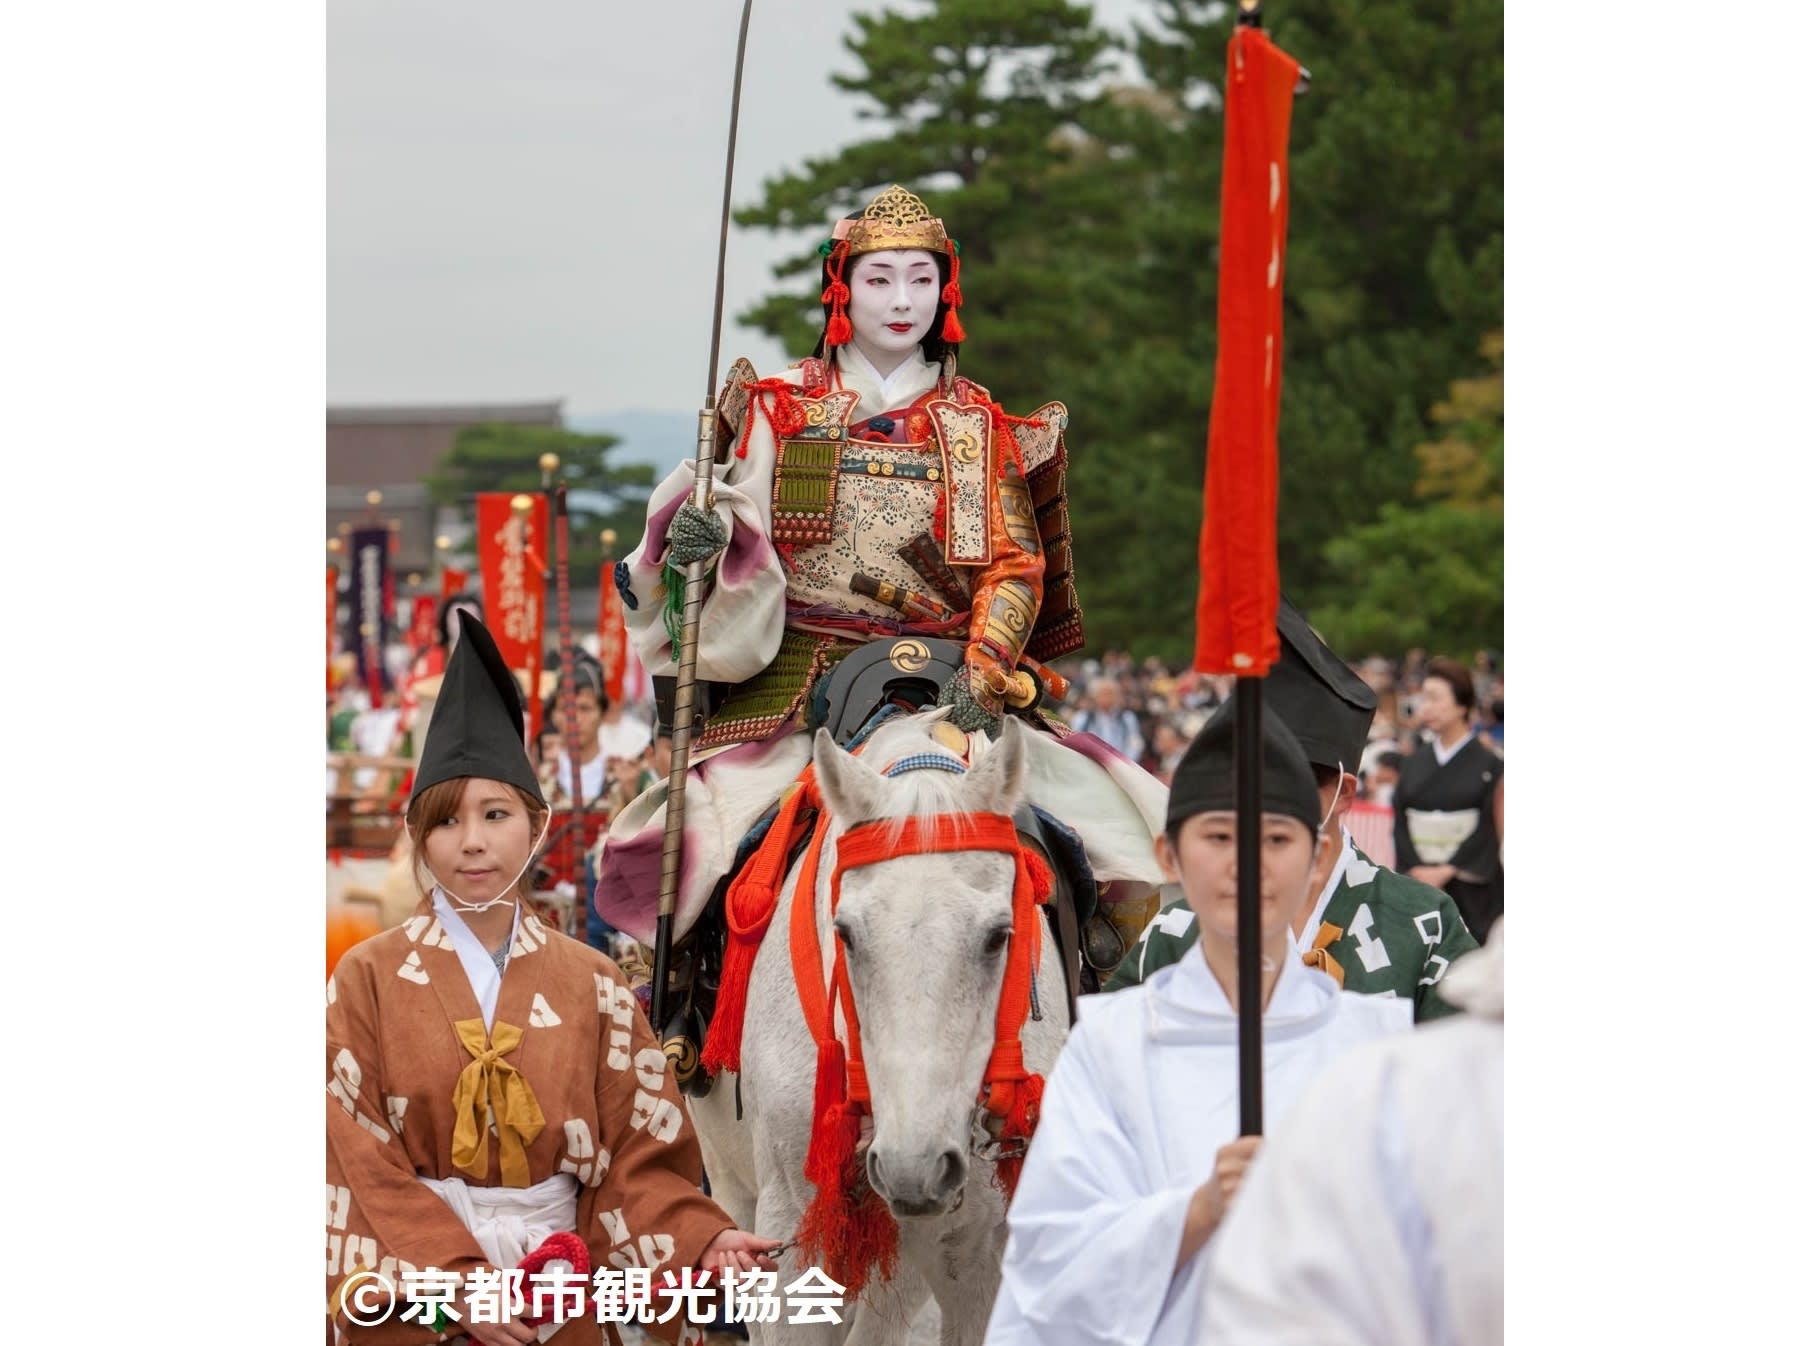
[984,927,1012,956]
[835,924,856,954]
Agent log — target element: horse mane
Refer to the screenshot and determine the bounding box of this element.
[846,708,1008,849]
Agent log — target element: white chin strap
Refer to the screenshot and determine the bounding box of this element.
[414,803,556,914]
[1313,763,1347,861]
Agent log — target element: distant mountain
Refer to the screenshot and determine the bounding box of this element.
[567,409,694,481]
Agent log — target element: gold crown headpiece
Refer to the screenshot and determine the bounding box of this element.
[831,185,951,256]
[820,185,966,346]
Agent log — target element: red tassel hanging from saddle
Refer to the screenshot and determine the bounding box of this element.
[701,774,817,1075]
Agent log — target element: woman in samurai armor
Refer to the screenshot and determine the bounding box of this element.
[594,185,1168,988]
[325,614,777,1344]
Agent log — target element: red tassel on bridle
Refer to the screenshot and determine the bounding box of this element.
[977,843,1052,1197]
[786,810,1051,1295]
[712,754,1050,1302]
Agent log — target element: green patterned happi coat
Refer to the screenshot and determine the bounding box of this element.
[1101,838,1481,1022]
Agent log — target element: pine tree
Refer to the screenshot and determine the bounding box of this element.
[1124,0,1503,613]
[425,424,655,576]
[725,0,1502,662]
[733,0,1116,408]
[1308,330,1504,657]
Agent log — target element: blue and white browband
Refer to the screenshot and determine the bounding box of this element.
[881,752,969,778]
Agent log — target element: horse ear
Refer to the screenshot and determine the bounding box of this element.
[962,718,1027,816]
[811,727,885,826]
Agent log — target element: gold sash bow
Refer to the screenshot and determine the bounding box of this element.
[449,1018,546,1187]
[1302,922,1348,988]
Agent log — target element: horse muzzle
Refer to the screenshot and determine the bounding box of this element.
[865,1141,969,1218]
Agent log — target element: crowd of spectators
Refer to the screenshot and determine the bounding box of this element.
[331,637,1501,808]
[1052,645,1504,792]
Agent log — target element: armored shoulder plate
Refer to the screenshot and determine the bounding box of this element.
[1014,402,1083,662]
[950,374,995,405]
[926,398,998,567]
[715,356,762,461]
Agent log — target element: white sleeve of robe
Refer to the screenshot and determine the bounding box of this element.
[618,374,788,685]
[984,1022,1199,1346]
[1196,1019,1503,1346]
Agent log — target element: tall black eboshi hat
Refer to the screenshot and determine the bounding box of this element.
[1263,596,1378,773]
[411,614,543,807]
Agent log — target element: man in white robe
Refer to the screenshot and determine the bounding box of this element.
[983,696,1413,1346]
[1197,921,1504,1346]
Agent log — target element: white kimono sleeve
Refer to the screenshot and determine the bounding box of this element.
[617,372,789,685]
[984,1026,1198,1346]
[1198,1026,1501,1346]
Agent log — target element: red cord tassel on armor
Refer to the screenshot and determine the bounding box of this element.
[941,239,967,343]
[823,239,854,346]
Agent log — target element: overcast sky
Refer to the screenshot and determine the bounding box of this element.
[327,0,1156,419]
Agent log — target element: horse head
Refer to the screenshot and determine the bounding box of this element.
[811,710,1048,1219]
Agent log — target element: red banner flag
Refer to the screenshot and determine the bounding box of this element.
[598,562,628,708]
[409,595,438,654]
[475,493,549,739]
[1194,27,1303,676]
[441,566,469,601]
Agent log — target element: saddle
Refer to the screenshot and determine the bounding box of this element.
[658,641,1125,1098]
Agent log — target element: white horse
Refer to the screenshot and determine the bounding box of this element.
[690,710,1074,1345]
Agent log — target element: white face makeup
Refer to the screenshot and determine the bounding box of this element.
[847,248,941,375]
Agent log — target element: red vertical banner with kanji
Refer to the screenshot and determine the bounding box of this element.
[1194,27,1303,676]
[598,563,628,707]
[476,493,548,739]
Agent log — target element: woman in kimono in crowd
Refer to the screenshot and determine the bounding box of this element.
[326,615,777,1345]
[1393,657,1504,943]
[596,183,1166,958]
[981,695,1414,1346]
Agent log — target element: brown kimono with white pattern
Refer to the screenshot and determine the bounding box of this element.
[326,904,731,1344]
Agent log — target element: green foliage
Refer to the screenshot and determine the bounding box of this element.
[734,0,1117,406]
[1305,503,1503,658]
[729,0,1502,659]
[426,424,655,576]
[1122,0,1503,628]
[1308,330,1503,657]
